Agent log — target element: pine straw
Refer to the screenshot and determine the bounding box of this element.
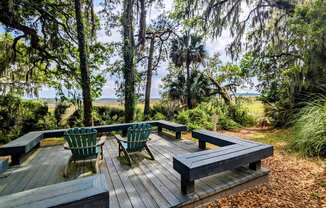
[204,129,326,208]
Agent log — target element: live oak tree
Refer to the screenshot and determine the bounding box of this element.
[0,0,106,126]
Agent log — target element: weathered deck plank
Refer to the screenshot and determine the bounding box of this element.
[0,133,270,208]
[0,146,71,196]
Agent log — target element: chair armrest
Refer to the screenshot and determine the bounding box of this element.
[63,142,70,150]
[96,137,106,146]
[115,134,127,143]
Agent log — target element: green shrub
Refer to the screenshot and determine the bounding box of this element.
[21,100,51,134]
[290,97,326,157]
[149,101,180,120]
[67,109,83,127]
[230,101,256,126]
[174,99,258,130]
[153,112,166,120]
[93,106,124,125]
[0,95,56,144]
[54,102,70,126]
[176,106,213,130]
[134,107,144,121]
[218,114,241,130]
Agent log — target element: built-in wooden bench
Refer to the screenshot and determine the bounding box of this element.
[0,120,187,165]
[0,132,44,165]
[157,120,187,139]
[0,174,109,208]
[173,129,273,194]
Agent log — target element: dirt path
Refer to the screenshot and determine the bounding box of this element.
[202,128,326,208]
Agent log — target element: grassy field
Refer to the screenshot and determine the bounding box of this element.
[47,99,161,111]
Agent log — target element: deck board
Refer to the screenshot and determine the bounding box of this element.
[0,133,269,208]
[0,146,71,196]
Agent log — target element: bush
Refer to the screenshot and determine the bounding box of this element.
[218,114,241,130]
[175,100,256,131]
[0,95,56,144]
[67,109,83,127]
[149,100,180,120]
[93,106,124,125]
[176,107,213,130]
[290,97,326,157]
[54,102,70,126]
[152,112,166,120]
[21,100,51,134]
[230,100,256,126]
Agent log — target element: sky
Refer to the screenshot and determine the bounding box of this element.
[3,0,258,99]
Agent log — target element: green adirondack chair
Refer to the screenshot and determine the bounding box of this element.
[115,124,154,166]
[64,127,105,161]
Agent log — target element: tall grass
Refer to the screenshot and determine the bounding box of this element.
[290,96,326,157]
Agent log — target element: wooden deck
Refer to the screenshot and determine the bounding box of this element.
[99,134,269,208]
[0,145,71,196]
[0,134,269,207]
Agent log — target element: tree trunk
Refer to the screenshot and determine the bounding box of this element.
[208,75,236,115]
[186,51,192,109]
[138,0,146,51]
[144,36,155,118]
[122,0,136,122]
[74,0,93,126]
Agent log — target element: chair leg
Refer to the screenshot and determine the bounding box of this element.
[145,144,155,160]
[119,143,132,166]
[100,145,104,160]
[125,153,132,166]
[64,156,73,178]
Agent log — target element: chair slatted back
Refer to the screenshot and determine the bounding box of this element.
[127,124,151,152]
[64,128,97,159]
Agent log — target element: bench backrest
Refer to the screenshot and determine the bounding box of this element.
[64,128,98,158]
[127,124,151,152]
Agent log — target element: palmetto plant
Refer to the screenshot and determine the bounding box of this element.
[163,67,211,108]
[170,33,206,108]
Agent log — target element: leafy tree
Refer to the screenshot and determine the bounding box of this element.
[74,0,93,126]
[143,16,174,118]
[121,0,137,122]
[243,0,326,126]
[170,33,206,108]
[171,0,295,58]
[0,0,108,125]
[103,0,167,121]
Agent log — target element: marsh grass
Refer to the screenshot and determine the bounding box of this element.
[290,96,326,157]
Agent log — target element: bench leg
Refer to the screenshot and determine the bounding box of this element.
[181,177,194,194]
[158,126,162,134]
[199,140,206,150]
[10,155,21,166]
[249,160,261,170]
[176,132,181,140]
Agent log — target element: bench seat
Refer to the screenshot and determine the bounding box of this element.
[0,120,187,165]
[173,129,273,194]
[157,120,187,139]
[0,131,44,165]
[0,174,109,208]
